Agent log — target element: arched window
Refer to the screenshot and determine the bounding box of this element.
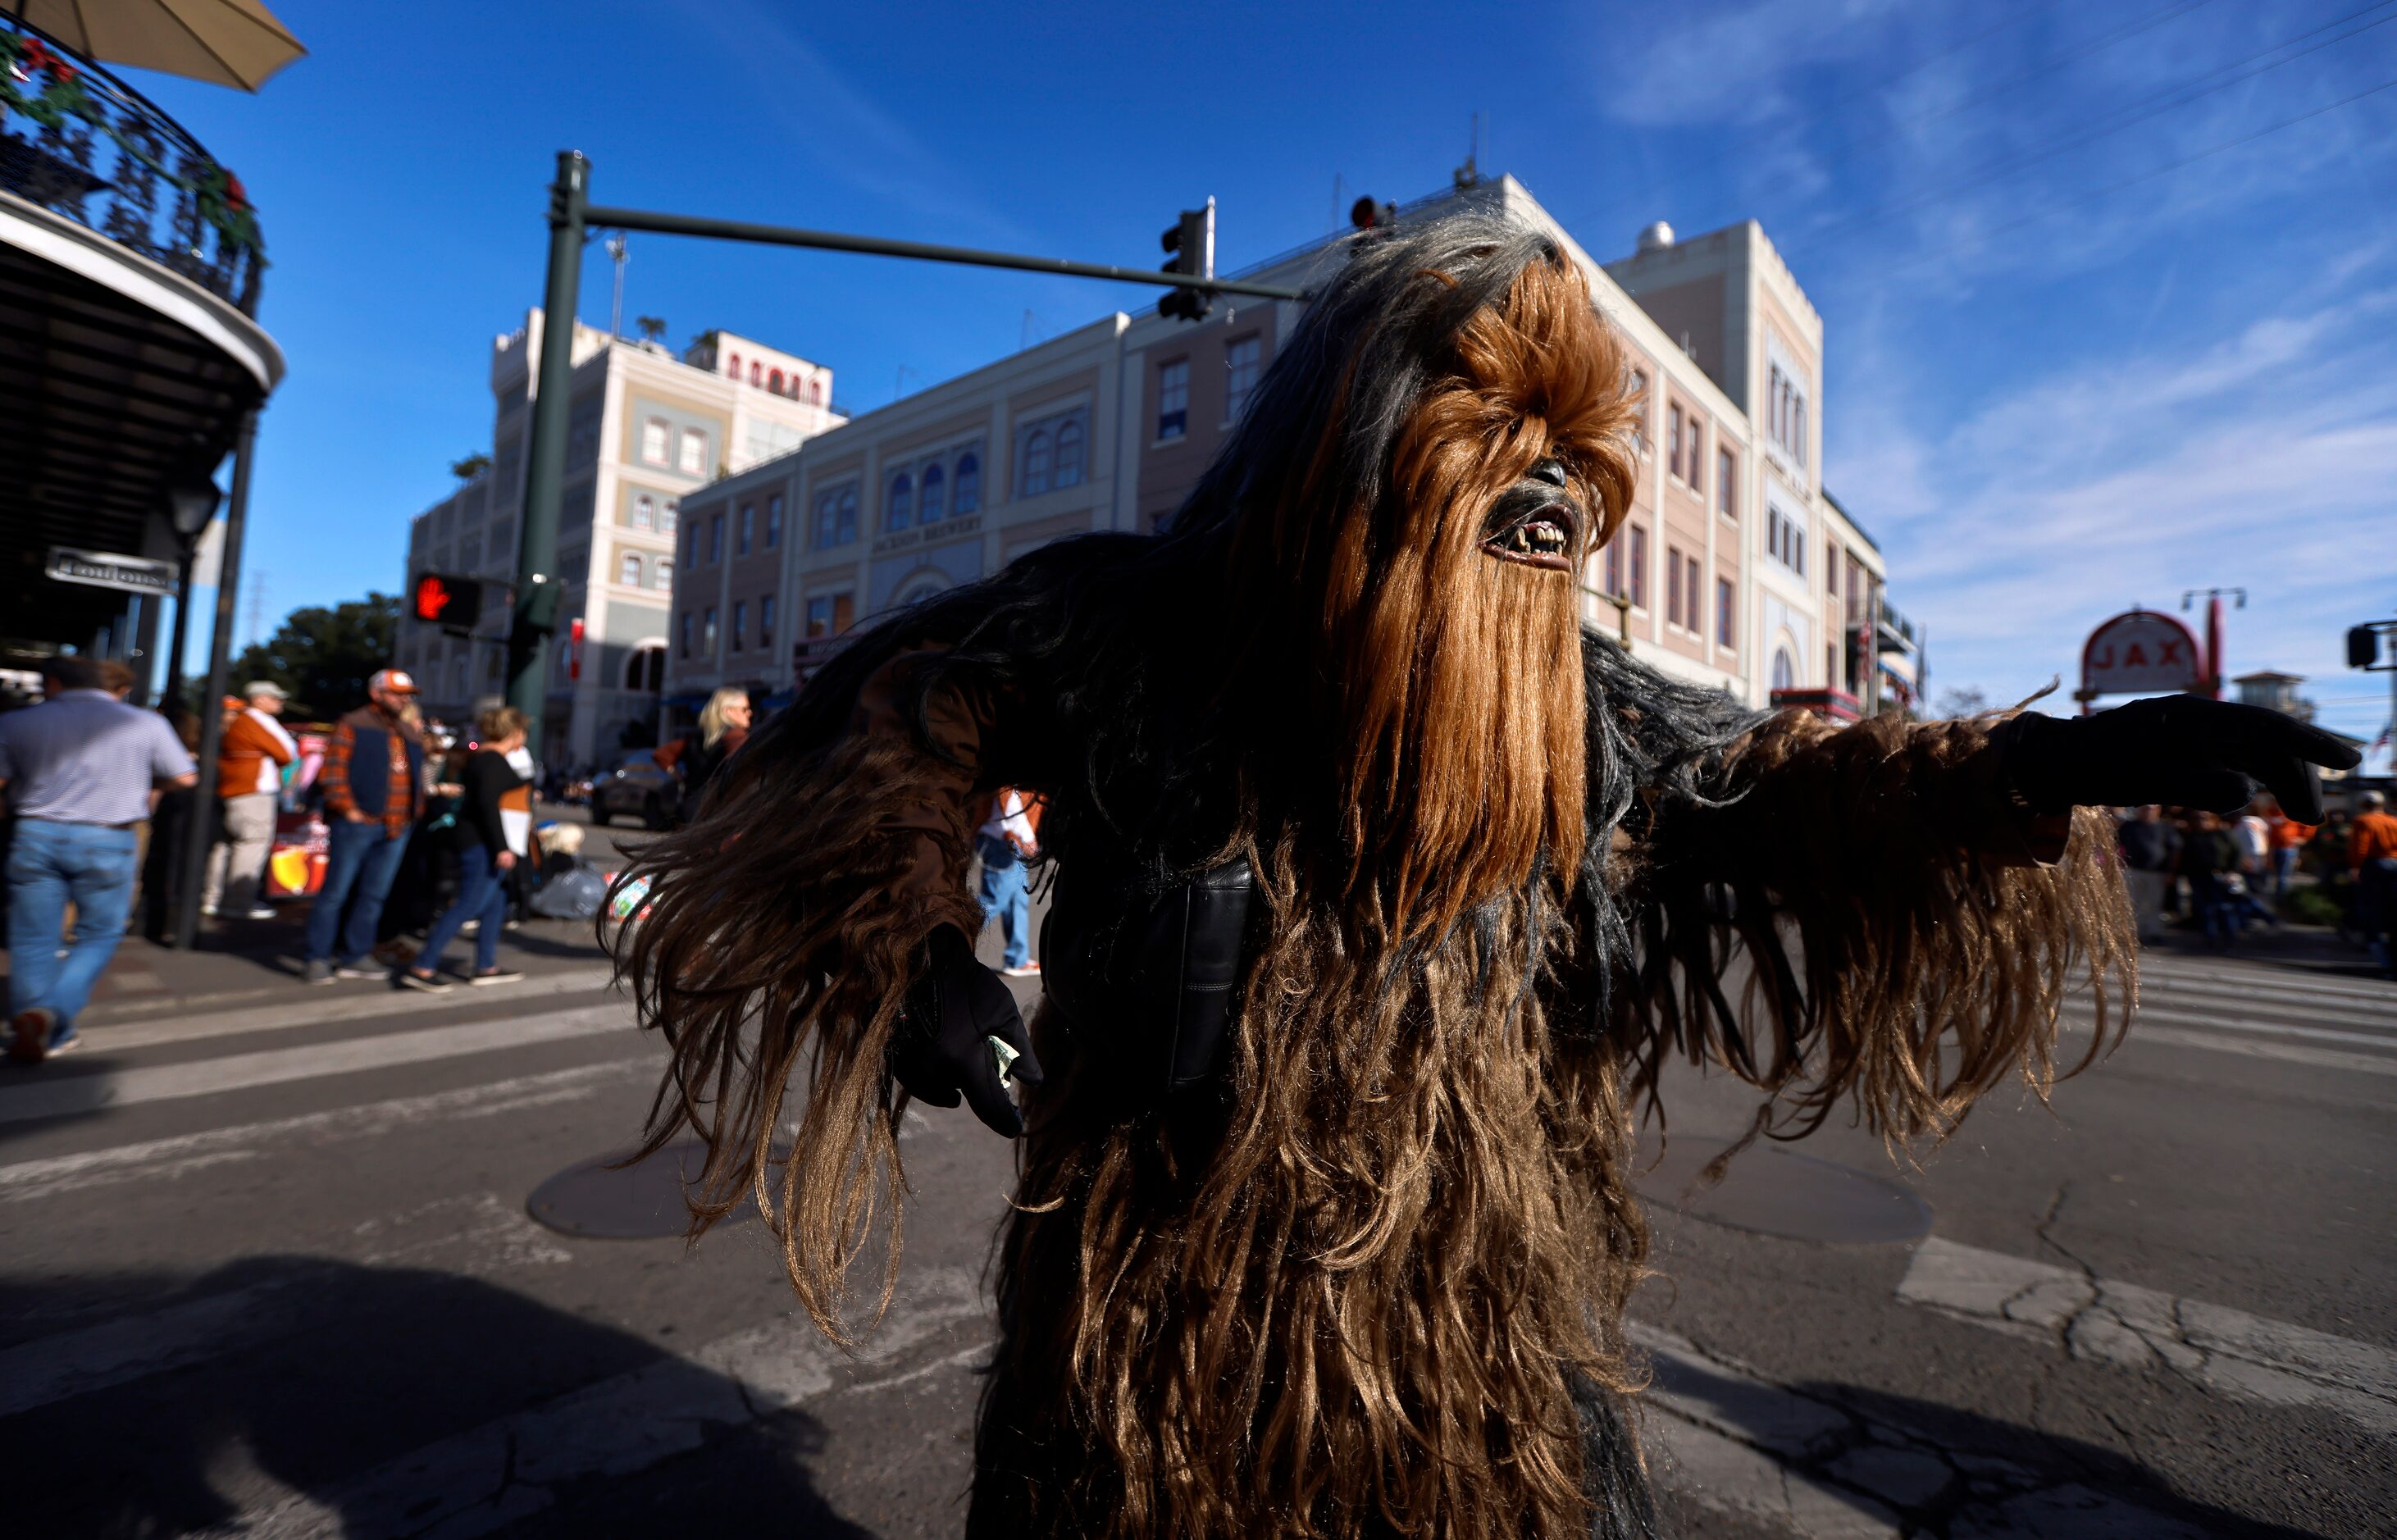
[1055,417,1086,488]
[727,353,741,380]
[625,644,666,693]
[631,494,655,531]
[1771,646,1795,693]
[895,572,948,608]
[655,558,673,589]
[750,361,763,385]
[809,378,823,405]
[954,452,980,513]
[618,551,643,587]
[887,472,913,531]
[1023,431,1050,496]
[837,486,859,543]
[919,462,945,522]
[768,368,784,393]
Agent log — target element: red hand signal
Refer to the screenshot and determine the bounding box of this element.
[412,575,452,622]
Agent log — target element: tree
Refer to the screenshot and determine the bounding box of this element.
[449,452,491,482]
[226,592,402,722]
[1934,685,1989,720]
[636,315,668,344]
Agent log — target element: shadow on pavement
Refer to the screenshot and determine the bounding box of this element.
[0,1256,871,1539]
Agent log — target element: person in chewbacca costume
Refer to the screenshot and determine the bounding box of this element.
[613,211,2354,1538]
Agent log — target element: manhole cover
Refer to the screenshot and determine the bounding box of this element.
[1634,1134,1931,1245]
[527,1140,760,1239]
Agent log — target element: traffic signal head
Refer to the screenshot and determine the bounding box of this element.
[2351,624,2385,669]
[411,571,484,635]
[1158,198,1216,323]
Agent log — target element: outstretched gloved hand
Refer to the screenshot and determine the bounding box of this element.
[2004,695,2361,823]
[891,924,1044,1137]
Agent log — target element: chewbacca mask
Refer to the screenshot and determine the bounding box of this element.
[617,212,2143,1539]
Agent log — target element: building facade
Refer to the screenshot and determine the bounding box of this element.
[398,313,842,764]
[663,178,1901,727]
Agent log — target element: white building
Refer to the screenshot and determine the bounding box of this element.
[398,314,843,763]
[663,177,1901,727]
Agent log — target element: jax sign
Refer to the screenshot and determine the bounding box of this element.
[2078,609,2207,711]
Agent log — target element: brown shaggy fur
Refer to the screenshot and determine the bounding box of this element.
[614,239,2135,1539]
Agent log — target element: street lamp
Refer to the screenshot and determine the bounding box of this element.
[162,482,221,711]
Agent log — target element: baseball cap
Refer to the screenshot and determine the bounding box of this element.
[369,668,418,695]
[244,681,289,700]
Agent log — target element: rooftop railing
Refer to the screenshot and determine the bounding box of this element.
[0,22,265,314]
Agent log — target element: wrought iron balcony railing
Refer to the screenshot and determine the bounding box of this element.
[0,23,264,315]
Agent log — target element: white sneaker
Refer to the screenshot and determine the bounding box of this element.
[1001,961,1041,977]
[243,906,277,921]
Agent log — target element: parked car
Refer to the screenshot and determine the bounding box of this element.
[590,748,677,830]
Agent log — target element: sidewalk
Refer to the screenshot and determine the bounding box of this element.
[0,909,617,1030]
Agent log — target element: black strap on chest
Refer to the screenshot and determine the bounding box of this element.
[1040,857,1255,1096]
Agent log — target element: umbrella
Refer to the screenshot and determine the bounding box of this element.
[10,0,306,91]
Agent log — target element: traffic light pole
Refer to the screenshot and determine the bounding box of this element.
[508,150,588,759]
[509,153,1303,768]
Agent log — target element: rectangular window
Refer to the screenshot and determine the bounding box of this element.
[731,600,746,651]
[618,551,641,587]
[765,494,783,548]
[1156,360,1189,441]
[1686,420,1703,496]
[806,595,832,638]
[679,427,707,476]
[759,595,775,647]
[1667,405,1684,481]
[702,606,718,656]
[1687,556,1701,632]
[1826,549,1839,596]
[1716,449,1736,517]
[738,503,754,556]
[1629,525,1648,609]
[1603,539,1622,598]
[679,612,691,658]
[655,558,672,590]
[1717,577,1735,649]
[709,513,722,564]
[1629,369,1649,450]
[1224,336,1261,423]
[1666,548,1684,628]
[641,419,669,466]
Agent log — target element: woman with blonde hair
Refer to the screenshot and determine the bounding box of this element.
[657,686,753,826]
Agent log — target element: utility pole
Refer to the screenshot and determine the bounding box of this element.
[508,150,587,762]
[606,232,628,337]
[244,568,267,649]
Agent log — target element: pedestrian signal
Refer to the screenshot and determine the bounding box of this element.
[411,572,484,635]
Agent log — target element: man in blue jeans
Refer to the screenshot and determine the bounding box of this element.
[303,669,426,985]
[1,656,198,1063]
[975,787,1041,977]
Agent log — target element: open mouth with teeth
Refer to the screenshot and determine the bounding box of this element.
[1481,485,1582,572]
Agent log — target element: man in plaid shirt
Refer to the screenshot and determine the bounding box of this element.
[303,669,428,984]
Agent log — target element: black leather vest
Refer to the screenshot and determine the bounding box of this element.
[1039,857,1255,1096]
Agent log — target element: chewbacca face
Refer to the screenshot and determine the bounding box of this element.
[1323,250,1638,938]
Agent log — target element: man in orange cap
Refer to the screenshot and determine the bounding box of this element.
[302,668,426,985]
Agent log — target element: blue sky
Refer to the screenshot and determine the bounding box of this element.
[138,0,2396,751]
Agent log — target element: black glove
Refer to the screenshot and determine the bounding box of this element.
[890,925,1043,1137]
[2004,696,2360,823]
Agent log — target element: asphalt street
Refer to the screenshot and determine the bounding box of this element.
[2,819,2390,1538]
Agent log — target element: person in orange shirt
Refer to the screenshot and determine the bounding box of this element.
[2262,796,2315,902]
[2352,791,2397,974]
[203,681,298,918]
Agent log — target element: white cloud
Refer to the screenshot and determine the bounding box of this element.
[1843,279,2397,740]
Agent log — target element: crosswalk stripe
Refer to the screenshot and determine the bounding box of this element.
[0,1005,640,1128]
[2063,1019,2397,1078]
[185,1268,988,1540]
[93,965,620,1052]
[2131,982,2397,1029]
[1897,1238,2397,1435]
[2082,1004,2397,1050]
[2135,960,2396,1007]
[0,1061,646,1205]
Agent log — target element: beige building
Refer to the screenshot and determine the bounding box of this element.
[399,313,843,763]
[665,178,1901,723]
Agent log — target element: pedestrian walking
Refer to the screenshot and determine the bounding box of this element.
[1,655,197,1063]
[2349,791,2397,975]
[2176,810,2242,950]
[2116,804,2178,944]
[654,687,751,826]
[2263,798,2313,903]
[398,707,531,992]
[976,787,1041,977]
[303,669,426,985]
[203,681,297,920]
